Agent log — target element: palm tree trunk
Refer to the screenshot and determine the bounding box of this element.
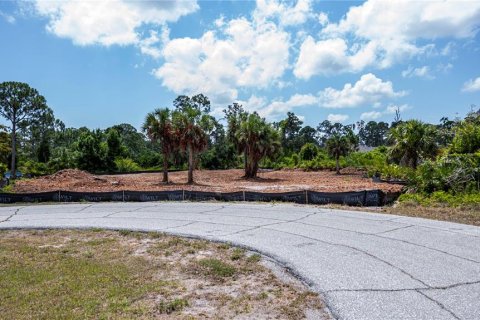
[187,145,194,184]
[162,154,169,183]
[244,151,248,177]
[336,156,340,175]
[251,160,259,178]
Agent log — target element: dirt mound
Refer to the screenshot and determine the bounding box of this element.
[43,169,95,181]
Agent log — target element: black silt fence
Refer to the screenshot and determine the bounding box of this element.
[123,190,184,202]
[0,189,394,206]
[0,191,59,204]
[244,191,307,204]
[307,190,384,206]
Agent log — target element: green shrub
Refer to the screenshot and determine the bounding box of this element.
[398,191,480,208]
[0,163,7,177]
[114,158,141,172]
[19,160,51,176]
[299,143,319,161]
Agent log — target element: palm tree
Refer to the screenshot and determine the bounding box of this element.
[388,120,438,169]
[173,95,212,184]
[236,113,281,178]
[326,130,357,174]
[142,108,176,183]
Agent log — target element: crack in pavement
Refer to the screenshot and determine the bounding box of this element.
[417,290,461,320]
[292,221,480,264]
[75,204,94,213]
[218,210,320,237]
[256,226,432,288]
[1,207,24,223]
[374,224,414,235]
[326,279,480,293]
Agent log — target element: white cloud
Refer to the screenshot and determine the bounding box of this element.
[385,104,411,114]
[327,114,349,123]
[317,12,328,26]
[254,0,313,26]
[318,73,406,108]
[401,66,435,79]
[360,111,382,120]
[295,0,480,78]
[153,17,290,103]
[33,0,198,46]
[294,37,352,78]
[260,94,318,118]
[437,63,453,74]
[0,10,16,24]
[462,77,480,92]
[139,30,163,59]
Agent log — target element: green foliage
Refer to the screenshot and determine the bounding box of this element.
[143,108,177,182]
[326,127,359,174]
[114,158,141,172]
[399,191,480,208]
[413,154,480,193]
[358,120,389,147]
[450,121,480,154]
[299,143,319,161]
[19,160,51,176]
[0,81,50,177]
[388,120,439,169]
[0,162,7,177]
[236,112,281,178]
[47,147,78,172]
[278,112,304,154]
[75,130,108,172]
[173,95,212,183]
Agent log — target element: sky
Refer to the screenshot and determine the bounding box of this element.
[0,0,479,130]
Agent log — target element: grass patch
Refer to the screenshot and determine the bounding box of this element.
[0,230,328,319]
[156,298,189,314]
[198,258,236,278]
[231,248,245,261]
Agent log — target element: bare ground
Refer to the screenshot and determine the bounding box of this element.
[13,169,404,194]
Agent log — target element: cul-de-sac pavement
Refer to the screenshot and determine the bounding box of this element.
[1,202,479,320]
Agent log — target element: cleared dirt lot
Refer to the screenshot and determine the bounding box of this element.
[13,169,403,194]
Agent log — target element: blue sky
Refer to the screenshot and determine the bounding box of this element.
[0,0,479,130]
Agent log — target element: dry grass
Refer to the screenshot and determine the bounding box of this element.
[0,229,328,319]
[324,203,480,226]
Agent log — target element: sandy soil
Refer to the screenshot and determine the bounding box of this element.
[13,168,404,194]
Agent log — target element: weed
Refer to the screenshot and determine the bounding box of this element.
[198,258,236,278]
[231,248,245,261]
[156,298,189,314]
[246,254,261,264]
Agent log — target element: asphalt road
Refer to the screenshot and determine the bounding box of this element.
[1,202,479,320]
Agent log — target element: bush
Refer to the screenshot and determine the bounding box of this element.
[450,122,480,154]
[19,160,51,176]
[0,163,7,177]
[398,191,480,208]
[414,154,480,193]
[114,158,141,172]
[299,143,319,161]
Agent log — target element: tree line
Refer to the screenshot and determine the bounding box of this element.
[0,81,479,195]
